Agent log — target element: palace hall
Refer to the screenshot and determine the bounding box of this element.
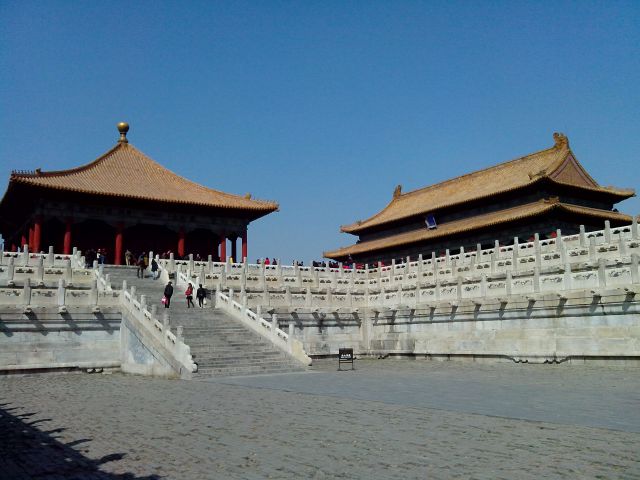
[0,123,278,263]
[325,133,635,264]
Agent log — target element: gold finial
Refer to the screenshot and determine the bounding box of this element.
[117,122,130,143]
[553,132,568,149]
[393,184,402,199]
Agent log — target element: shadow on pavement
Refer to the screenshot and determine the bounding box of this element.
[0,402,159,480]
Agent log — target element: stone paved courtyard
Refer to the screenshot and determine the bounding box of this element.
[1,360,639,479]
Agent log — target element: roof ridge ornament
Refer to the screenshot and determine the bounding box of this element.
[553,132,568,149]
[117,122,130,143]
[393,184,402,199]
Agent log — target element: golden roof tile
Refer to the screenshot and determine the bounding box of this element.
[325,199,632,258]
[342,133,633,234]
[10,142,279,212]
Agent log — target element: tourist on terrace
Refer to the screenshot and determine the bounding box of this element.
[137,255,146,278]
[163,281,173,308]
[151,258,159,280]
[185,283,195,308]
[196,284,206,308]
[125,249,133,266]
[264,257,270,266]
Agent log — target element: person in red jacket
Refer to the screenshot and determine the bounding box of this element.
[185,283,195,308]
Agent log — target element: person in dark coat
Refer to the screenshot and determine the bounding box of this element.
[196,284,206,308]
[163,281,173,308]
[151,258,159,280]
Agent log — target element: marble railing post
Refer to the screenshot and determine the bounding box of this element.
[557,229,566,263]
[631,254,639,284]
[130,285,137,299]
[57,278,66,306]
[457,277,463,301]
[435,280,441,301]
[22,246,29,266]
[476,243,482,263]
[288,322,294,346]
[597,258,607,288]
[445,249,450,267]
[533,267,540,293]
[64,259,72,282]
[91,279,98,305]
[326,287,333,305]
[619,234,627,256]
[589,237,596,261]
[632,217,639,240]
[285,286,292,305]
[140,295,147,311]
[7,257,14,283]
[176,326,184,344]
[47,246,54,266]
[534,233,541,268]
[36,257,44,284]
[22,278,31,305]
[305,287,312,307]
[162,314,170,344]
[169,253,175,272]
[604,220,612,244]
[563,262,573,290]
[189,254,194,272]
[512,237,519,272]
[506,271,512,296]
[271,313,278,339]
[207,255,213,272]
[480,274,487,297]
[579,225,587,247]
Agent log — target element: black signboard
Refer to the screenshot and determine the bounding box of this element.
[338,348,354,370]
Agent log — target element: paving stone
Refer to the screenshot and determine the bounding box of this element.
[1,361,639,479]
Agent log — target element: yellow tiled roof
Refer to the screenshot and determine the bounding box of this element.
[10,142,279,212]
[325,199,633,258]
[341,133,633,234]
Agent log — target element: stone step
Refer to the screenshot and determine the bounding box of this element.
[195,365,305,376]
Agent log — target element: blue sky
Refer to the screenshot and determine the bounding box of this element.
[1,1,638,262]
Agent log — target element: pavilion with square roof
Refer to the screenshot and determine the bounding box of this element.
[0,123,278,263]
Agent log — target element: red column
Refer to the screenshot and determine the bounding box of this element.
[28,226,34,250]
[114,223,124,265]
[33,216,42,253]
[241,229,248,262]
[63,218,73,255]
[177,228,185,258]
[231,236,237,263]
[219,233,227,262]
[11,243,16,252]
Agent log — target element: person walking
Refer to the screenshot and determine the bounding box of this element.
[185,283,195,308]
[137,255,146,278]
[196,283,206,308]
[151,258,159,280]
[125,249,133,266]
[163,281,173,308]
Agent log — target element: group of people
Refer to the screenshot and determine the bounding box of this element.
[256,257,278,265]
[85,248,108,267]
[124,250,160,279]
[162,281,207,309]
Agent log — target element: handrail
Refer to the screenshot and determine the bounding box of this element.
[215,289,311,366]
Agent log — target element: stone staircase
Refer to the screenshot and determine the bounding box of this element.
[104,266,307,377]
